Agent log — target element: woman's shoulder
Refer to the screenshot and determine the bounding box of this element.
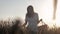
[26,13,28,16]
[34,12,38,15]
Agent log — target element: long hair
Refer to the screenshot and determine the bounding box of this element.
[27,5,34,17]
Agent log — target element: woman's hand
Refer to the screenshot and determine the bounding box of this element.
[40,19,42,21]
[37,19,43,24]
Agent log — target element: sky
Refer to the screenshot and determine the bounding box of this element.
[0,0,60,27]
[0,0,53,19]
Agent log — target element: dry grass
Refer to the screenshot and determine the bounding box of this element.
[0,17,60,34]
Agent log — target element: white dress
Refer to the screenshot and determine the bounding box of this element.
[25,13,39,32]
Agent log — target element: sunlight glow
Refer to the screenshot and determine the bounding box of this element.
[36,0,54,27]
[37,0,60,28]
[55,0,60,27]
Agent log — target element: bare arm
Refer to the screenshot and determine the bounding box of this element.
[23,20,27,27]
[23,14,27,27]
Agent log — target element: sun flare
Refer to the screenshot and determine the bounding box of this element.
[37,0,60,28]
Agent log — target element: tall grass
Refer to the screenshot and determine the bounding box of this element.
[0,17,60,34]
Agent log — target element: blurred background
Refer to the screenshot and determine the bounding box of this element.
[0,0,60,27]
[0,0,60,34]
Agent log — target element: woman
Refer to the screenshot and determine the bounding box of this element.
[23,5,41,34]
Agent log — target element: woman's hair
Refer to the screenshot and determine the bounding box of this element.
[27,5,34,13]
[27,5,34,17]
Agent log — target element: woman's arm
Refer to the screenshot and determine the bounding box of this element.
[23,14,27,27]
[23,20,27,27]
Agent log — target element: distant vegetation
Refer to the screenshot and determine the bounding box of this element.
[0,17,60,34]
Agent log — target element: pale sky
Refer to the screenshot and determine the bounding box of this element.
[0,0,52,19]
[0,0,60,27]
